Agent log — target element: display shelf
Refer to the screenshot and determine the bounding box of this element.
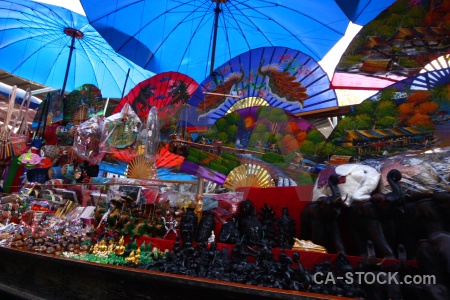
[0,246,349,300]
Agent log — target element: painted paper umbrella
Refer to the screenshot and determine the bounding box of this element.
[113,71,198,118]
[64,84,104,124]
[177,106,325,188]
[331,0,450,95]
[113,71,198,142]
[184,46,338,130]
[320,67,450,160]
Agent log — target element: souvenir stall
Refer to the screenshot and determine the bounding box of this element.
[1,43,450,300]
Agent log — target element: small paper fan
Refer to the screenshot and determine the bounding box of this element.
[71,106,88,125]
[125,155,158,180]
[223,163,275,191]
[156,144,184,168]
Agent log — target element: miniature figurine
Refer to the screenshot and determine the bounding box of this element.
[195,212,216,243]
[237,200,262,245]
[114,236,125,255]
[180,207,197,243]
[258,204,276,246]
[163,210,179,239]
[219,218,240,244]
[276,206,296,249]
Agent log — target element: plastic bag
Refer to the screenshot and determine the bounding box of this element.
[101,103,142,151]
[73,116,105,164]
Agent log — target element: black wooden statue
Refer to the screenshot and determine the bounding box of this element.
[276,206,296,249]
[195,212,216,243]
[180,207,198,244]
[219,218,240,244]
[300,173,345,253]
[350,169,404,258]
[237,199,262,245]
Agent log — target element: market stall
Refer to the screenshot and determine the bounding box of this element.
[1,2,450,298]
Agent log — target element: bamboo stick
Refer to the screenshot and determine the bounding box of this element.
[203,91,240,98]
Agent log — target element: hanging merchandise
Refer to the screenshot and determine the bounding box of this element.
[10,88,32,157]
[64,84,104,124]
[102,103,142,150]
[2,156,25,194]
[0,85,27,161]
[10,134,28,158]
[98,103,142,174]
[0,87,14,160]
[31,90,63,131]
[136,106,160,159]
[25,167,50,184]
[30,91,53,150]
[61,164,79,182]
[73,115,105,165]
[38,157,52,169]
[146,106,160,158]
[40,145,61,166]
[48,166,64,180]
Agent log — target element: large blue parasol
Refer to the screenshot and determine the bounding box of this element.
[0,0,155,98]
[80,0,396,83]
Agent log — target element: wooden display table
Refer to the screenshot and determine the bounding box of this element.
[0,246,349,300]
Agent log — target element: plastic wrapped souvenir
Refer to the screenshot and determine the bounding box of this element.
[101,103,142,150]
[73,116,104,164]
[376,147,450,200]
[204,192,244,222]
[145,106,160,158]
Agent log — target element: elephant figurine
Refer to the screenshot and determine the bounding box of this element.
[376,148,450,259]
[311,163,381,207]
[350,169,404,259]
[302,163,380,254]
[399,192,449,259]
[301,173,346,254]
[415,231,450,299]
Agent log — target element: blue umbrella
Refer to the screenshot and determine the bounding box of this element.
[80,0,395,83]
[334,0,396,26]
[0,0,155,99]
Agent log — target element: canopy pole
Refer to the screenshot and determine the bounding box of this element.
[210,1,222,75]
[121,68,131,99]
[61,28,84,98]
[61,35,76,98]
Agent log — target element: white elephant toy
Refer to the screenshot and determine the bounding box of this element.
[312,163,381,206]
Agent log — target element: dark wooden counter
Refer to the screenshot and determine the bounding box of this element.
[0,246,352,300]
